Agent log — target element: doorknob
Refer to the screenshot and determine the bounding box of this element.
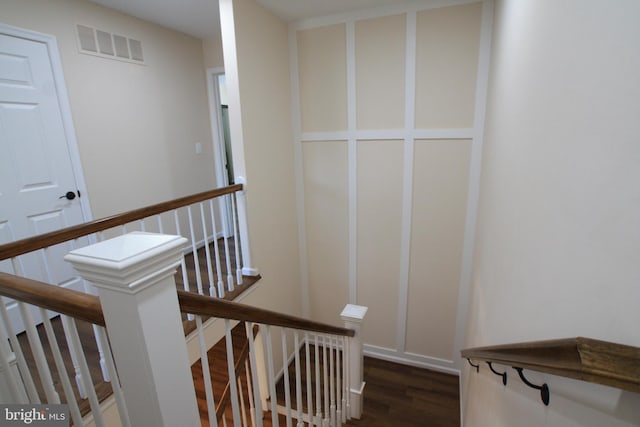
[59,191,77,200]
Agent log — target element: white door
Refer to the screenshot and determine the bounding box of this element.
[0,31,88,331]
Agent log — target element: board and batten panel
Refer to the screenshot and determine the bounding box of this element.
[414,2,482,129]
[303,141,349,325]
[406,140,472,360]
[355,14,406,130]
[356,140,403,349]
[297,24,347,133]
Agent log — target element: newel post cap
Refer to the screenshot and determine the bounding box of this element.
[64,232,187,294]
[341,304,368,323]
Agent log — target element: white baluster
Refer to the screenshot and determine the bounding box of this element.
[264,325,279,427]
[246,322,264,427]
[197,315,218,427]
[244,360,257,427]
[293,332,304,427]
[341,304,368,420]
[329,337,336,427]
[187,206,204,295]
[41,247,86,396]
[139,219,146,232]
[62,316,105,427]
[199,203,216,297]
[0,311,27,403]
[0,294,38,402]
[173,210,194,320]
[95,326,131,427]
[208,200,225,298]
[281,329,293,427]
[238,376,248,427]
[305,333,314,425]
[156,214,164,233]
[231,193,243,285]
[222,194,234,292]
[226,320,242,426]
[314,335,322,426]
[322,336,329,426]
[17,302,59,403]
[344,335,350,421]
[336,337,343,424]
[38,310,83,426]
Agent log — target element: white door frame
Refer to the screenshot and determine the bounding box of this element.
[206,67,233,237]
[0,23,92,224]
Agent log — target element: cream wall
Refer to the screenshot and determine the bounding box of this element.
[0,0,216,218]
[203,34,224,69]
[462,0,640,426]
[293,1,485,372]
[220,0,302,342]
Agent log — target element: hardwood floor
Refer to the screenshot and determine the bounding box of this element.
[273,348,460,427]
[348,357,460,427]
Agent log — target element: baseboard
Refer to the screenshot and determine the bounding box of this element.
[363,344,460,376]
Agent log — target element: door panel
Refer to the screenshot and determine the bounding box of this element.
[0,32,87,332]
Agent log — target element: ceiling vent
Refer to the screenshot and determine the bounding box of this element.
[76,24,144,64]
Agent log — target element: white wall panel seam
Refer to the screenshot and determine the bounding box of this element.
[288,23,311,317]
[346,20,358,304]
[396,10,417,355]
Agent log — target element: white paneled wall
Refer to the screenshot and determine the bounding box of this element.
[291,0,490,373]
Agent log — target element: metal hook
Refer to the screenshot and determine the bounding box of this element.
[487,362,507,386]
[514,367,550,405]
[467,358,480,373]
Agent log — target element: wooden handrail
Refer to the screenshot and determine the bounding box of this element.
[0,184,243,260]
[462,337,640,393]
[0,273,353,338]
[215,324,259,421]
[178,290,355,337]
[0,272,105,326]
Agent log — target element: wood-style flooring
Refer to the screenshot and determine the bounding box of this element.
[272,346,460,427]
[347,357,460,427]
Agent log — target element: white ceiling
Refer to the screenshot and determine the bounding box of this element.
[89,0,401,39]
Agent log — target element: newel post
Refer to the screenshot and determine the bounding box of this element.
[341,304,368,419]
[65,232,199,427]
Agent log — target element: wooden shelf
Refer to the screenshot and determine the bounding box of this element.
[461,337,640,393]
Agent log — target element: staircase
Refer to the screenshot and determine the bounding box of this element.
[0,185,367,426]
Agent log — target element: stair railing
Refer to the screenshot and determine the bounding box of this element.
[0,184,257,405]
[0,231,367,427]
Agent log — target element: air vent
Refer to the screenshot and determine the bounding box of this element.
[76,24,145,64]
[77,25,97,53]
[96,30,114,55]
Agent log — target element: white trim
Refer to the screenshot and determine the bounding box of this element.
[288,24,311,317]
[205,67,235,237]
[346,21,357,304]
[453,0,494,369]
[290,0,480,31]
[300,131,350,142]
[363,344,460,376]
[300,128,474,142]
[0,24,93,223]
[396,10,417,355]
[206,67,228,189]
